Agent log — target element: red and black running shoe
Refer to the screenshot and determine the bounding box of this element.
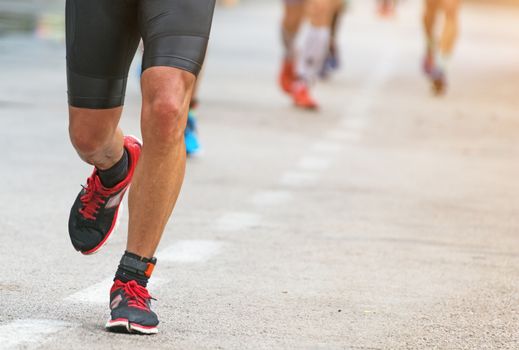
[106,279,159,335]
[68,135,142,255]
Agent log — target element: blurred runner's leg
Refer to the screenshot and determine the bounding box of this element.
[423,0,460,94]
[185,77,203,156]
[292,0,341,109]
[423,0,439,76]
[320,0,347,79]
[280,0,305,94]
[377,0,396,17]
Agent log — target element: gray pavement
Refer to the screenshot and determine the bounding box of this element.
[1,1,519,349]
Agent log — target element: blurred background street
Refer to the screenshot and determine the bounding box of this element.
[1,0,519,349]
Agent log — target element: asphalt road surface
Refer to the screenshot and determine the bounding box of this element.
[1,1,519,349]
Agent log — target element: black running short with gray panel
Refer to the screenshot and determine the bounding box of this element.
[65,0,216,109]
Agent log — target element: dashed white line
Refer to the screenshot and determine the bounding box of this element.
[64,240,224,305]
[216,212,261,231]
[0,319,73,350]
[279,171,318,187]
[159,240,223,263]
[298,156,332,171]
[326,129,361,142]
[250,190,293,207]
[339,117,369,131]
[311,141,344,153]
[337,49,397,137]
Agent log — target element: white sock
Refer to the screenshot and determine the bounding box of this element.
[296,24,331,84]
[435,51,450,72]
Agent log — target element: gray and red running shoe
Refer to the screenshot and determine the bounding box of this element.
[106,279,159,335]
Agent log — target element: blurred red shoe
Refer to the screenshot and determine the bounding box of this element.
[377,1,395,17]
[279,59,295,94]
[291,81,318,110]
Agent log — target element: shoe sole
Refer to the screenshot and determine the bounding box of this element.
[106,318,158,335]
[431,77,446,96]
[294,103,319,111]
[81,135,143,256]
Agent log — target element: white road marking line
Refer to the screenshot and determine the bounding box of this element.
[339,117,369,131]
[159,240,223,263]
[0,319,73,350]
[279,171,318,187]
[64,241,223,305]
[216,212,261,231]
[250,190,293,207]
[298,157,332,171]
[339,49,397,134]
[311,141,344,153]
[326,129,361,142]
[64,277,168,304]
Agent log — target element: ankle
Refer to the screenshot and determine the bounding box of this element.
[97,148,129,188]
[115,251,157,287]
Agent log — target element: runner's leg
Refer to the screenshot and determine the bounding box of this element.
[279,0,305,93]
[292,0,336,109]
[282,0,305,61]
[422,0,439,75]
[321,0,345,78]
[126,67,195,257]
[427,0,459,94]
[124,0,215,259]
[66,0,141,254]
[439,0,460,57]
[299,0,335,83]
[423,0,439,56]
[109,0,215,334]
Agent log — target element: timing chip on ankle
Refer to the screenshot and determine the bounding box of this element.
[120,253,157,278]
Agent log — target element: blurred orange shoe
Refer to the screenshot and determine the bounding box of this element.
[430,68,447,96]
[291,81,319,110]
[279,59,295,94]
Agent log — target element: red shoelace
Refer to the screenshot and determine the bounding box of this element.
[79,175,112,220]
[113,280,153,311]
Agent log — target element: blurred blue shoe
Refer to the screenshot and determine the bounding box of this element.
[320,51,340,80]
[185,111,201,156]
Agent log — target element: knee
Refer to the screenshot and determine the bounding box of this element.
[144,94,186,145]
[283,11,302,32]
[308,2,334,26]
[69,118,112,159]
[141,67,194,147]
[443,7,457,22]
[424,1,436,16]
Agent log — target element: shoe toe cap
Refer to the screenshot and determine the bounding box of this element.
[112,307,159,327]
[69,226,104,252]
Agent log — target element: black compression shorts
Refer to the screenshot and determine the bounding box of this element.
[65,0,216,109]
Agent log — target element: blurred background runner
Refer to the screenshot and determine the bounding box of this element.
[279,0,346,110]
[422,0,461,94]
